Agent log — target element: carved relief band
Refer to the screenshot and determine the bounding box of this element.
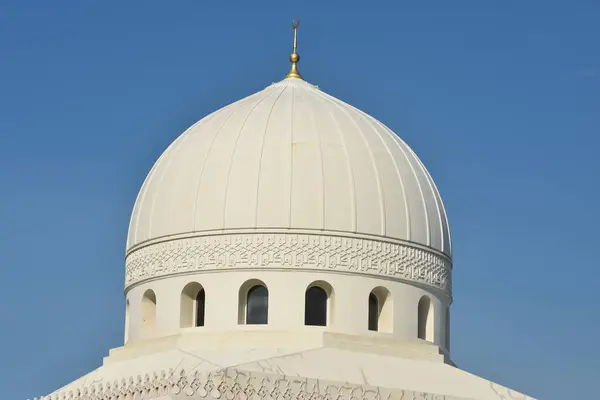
[125,233,452,295]
[36,367,465,400]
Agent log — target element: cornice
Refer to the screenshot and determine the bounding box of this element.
[126,229,451,260]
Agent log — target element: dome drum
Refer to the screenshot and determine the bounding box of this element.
[124,76,453,351]
[124,268,451,351]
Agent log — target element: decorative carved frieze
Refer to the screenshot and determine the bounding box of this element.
[125,233,452,295]
[35,367,465,400]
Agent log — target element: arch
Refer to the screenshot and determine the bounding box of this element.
[368,287,393,332]
[305,281,333,326]
[141,289,157,336]
[180,282,205,328]
[418,295,434,341]
[238,279,268,325]
[445,306,450,351]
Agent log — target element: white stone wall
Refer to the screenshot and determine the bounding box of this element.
[125,269,450,350]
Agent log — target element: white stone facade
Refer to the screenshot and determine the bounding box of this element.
[36,71,535,399]
[125,268,449,346]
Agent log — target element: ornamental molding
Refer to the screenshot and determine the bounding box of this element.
[125,232,452,296]
[35,367,473,400]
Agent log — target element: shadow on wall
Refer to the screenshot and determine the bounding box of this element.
[141,289,156,337]
[181,282,205,328]
[369,287,393,332]
[418,295,434,341]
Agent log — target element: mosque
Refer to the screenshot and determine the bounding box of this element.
[36,23,534,400]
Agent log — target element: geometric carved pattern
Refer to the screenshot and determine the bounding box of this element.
[36,367,470,400]
[125,232,452,296]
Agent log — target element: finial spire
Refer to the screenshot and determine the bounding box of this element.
[285,19,303,79]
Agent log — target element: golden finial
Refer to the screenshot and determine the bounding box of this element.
[285,19,303,79]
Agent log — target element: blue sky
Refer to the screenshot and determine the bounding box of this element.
[0,1,599,399]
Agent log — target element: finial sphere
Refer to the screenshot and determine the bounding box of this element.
[290,53,300,63]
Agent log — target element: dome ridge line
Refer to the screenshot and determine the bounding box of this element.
[365,116,433,250]
[304,86,327,230]
[288,84,296,227]
[404,143,448,255]
[127,78,452,256]
[161,108,237,237]
[191,90,274,231]
[221,88,280,229]
[339,98,411,242]
[330,94,431,248]
[129,110,222,246]
[430,170,452,254]
[145,109,223,241]
[313,89,386,236]
[190,100,247,231]
[129,142,168,247]
[309,86,357,232]
[390,129,451,254]
[342,106,411,245]
[254,85,289,227]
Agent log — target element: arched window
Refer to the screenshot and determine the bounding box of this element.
[180,282,205,328]
[368,293,379,331]
[418,295,434,341]
[305,282,332,326]
[141,289,157,336]
[245,285,268,324]
[368,287,393,332]
[238,280,269,325]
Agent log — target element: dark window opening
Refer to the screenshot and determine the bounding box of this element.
[246,285,268,324]
[196,289,205,327]
[305,286,327,326]
[368,292,379,331]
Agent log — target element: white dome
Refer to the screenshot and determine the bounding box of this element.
[127,78,451,257]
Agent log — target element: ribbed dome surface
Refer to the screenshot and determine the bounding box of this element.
[127,78,451,256]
